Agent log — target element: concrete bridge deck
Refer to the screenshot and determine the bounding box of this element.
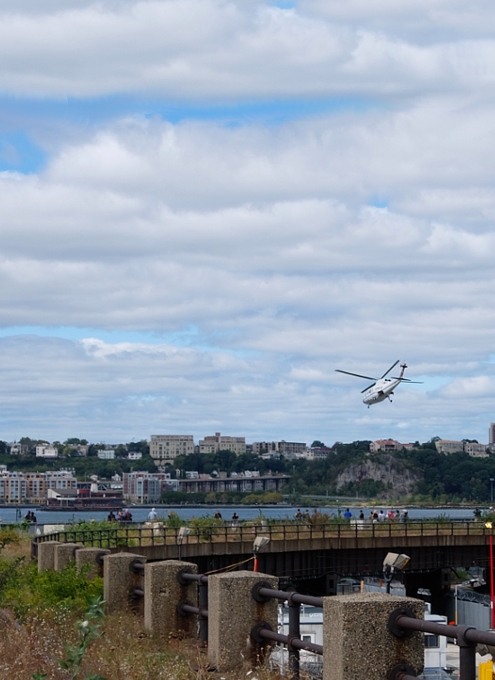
[33,520,493,579]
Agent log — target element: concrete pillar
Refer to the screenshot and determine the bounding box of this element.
[208,570,278,672]
[144,560,198,638]
[323,593,424,680]
[103,552,146,614]
[54,543,84,571]
[76,548,111,579]
[37,541,61,572]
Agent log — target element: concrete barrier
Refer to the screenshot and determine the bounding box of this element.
[208,570,278,672]
[36,546,429,679]
[37,541,61,571]
[323,592,424,680]
[76,548,110,579]
[103,552,146,614]
[54,543,84,571]
[144,560,198,638]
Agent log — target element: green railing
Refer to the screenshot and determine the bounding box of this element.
[30,519,493,557]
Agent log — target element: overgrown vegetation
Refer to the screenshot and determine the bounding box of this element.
[0,531,288,680]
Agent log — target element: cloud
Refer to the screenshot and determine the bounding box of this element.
[0,1,494,444]
[0,1,494,99]
[438,376,495,399]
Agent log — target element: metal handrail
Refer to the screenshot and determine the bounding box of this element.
[389,606,495,680]
[30,519,495,555]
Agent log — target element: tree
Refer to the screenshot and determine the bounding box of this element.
[311,440,325,448]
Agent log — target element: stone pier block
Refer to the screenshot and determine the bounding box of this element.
[54,543,83,571]
[104,552,146,614]
[144,560,198,638]
[323,593,424,680]
[208,570,278,672]
[37,541,61,572]
[76,548,111,579]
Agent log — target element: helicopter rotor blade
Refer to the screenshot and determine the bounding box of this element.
[380,360,400,379]
[361,383,376,393]
[390,377,423,384]
[335,369,378,381]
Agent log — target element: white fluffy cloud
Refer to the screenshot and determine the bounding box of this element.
[0,1,494,443]
[0,1,494,98]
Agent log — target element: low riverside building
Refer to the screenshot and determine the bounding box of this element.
[0,468,77,504]
[177,472,290,494]
[46,481,123,509]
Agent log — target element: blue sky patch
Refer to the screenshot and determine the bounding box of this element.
[370,195,389,209]
[0,130,47,174]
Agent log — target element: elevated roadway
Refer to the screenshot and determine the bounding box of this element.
[34,520,492,581]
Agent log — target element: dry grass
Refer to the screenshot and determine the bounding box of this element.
[0,534,290,680]
[0,610,289,680]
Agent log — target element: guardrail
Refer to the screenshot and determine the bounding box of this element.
[388,606,495,680]
[36,540,495,680]
[30,519,495,557]
[131,562,324,678]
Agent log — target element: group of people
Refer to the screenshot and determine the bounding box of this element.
[107,509,133,522]
[24,511,37,523]
[293,507,409,522]
[367,508,408,522]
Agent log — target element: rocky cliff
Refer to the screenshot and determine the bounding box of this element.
[335,454,421,499]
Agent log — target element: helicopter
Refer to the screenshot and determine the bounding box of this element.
[335,360,422,407]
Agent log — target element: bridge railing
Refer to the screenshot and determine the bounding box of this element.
[31,519,494,556]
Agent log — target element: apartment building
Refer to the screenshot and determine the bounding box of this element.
[303,447,332,460]
[435,440,464,454]
[0,468,77,504]
[435,439,488,457]
[369,439,415,453]
[463,442,488,458]
[36,444,59,458]
[123,471,178,504]
[44,469,78,491]
[149,435,195,467]
[199,432,246,456]
[97,449,115,460]
[0,470,27,503]
[251,441,306,456]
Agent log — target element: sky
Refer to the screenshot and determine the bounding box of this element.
[1,0,495,446]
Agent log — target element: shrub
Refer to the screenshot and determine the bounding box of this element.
[0,559,103,621]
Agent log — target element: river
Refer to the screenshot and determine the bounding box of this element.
[0,504,487,525]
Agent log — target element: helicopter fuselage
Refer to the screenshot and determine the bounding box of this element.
[362,377,402,406]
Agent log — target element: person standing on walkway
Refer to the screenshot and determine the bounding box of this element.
[148,508,158,521]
